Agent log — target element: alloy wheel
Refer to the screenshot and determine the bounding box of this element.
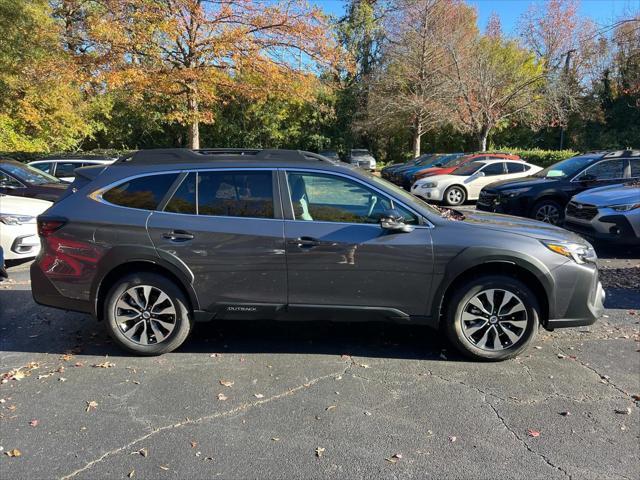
[114,285,177,345]
[447,188,463,205]
[535,204,561,224]
[460,289,528,351]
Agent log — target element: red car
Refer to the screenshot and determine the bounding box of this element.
[412,153,522,183]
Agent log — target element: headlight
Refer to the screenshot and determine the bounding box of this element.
[607,203,640,212]
[0,214,36,225]
[502,187,531,198]
[421,182,437,189]
[541,240,596,264]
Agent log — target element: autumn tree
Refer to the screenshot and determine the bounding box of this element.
[364,0,475,157]
[75,0,343,149]
[446,36,545,151]
[0,0,96,152]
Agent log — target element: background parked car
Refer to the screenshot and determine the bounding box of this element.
[412,160,542,206]
[0,159,68,201]
[348,149,377,171]
[29,157,115,182]
[382,153,436,183]
[404,152,465,188]
[0,194,52,261]
[413,153,522,182]
[564,181,640,245]
[476,150,640,225]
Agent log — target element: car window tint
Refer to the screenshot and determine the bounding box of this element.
[629,159,639,178]
[481,163,505,176]
[103,173,179,210]
[165,172,197,214]
[287,172,418,225]
[580,159,624,180]
[506,162,525,173]
[0,171,22,188]
[32,162,53,174]
[197,171,274,218]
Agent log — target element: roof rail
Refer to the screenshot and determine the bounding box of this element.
[115,148,337,165]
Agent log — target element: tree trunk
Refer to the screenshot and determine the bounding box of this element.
[412,117,422,158]
[187,92,200,150]
[478,127,489,152]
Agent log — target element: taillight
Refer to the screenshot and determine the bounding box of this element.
[37,217,67,237]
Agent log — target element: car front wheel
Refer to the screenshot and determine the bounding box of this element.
[443,185,466,206]
[444,275,539,361]
[104,272,193,355]
[532,199,563,225]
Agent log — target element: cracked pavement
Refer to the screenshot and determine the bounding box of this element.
[1,260,639,480]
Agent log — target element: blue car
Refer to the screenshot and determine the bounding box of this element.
[396,153,464,190]
[385,154,439,185]
[381,153,434,180]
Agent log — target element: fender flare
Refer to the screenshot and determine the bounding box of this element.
[90,245,199,317]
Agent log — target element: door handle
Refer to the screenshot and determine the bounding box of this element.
[288,236,321,248]
[162,230,195,241]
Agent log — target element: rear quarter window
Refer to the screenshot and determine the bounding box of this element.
[102,173,179,210]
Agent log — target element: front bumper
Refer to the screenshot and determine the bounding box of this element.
[564,212,639,246]
[476,193,531,216]
[545,262,605,330]
[411,185,443,201]
[1,223,41,260]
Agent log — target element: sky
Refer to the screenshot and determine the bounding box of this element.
[315,0,639,34]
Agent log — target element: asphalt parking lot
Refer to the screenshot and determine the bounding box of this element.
[1,251,639,480]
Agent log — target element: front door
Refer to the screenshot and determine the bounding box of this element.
[281,170,433,317]
[147,170,287,315]
[465,162,506,198]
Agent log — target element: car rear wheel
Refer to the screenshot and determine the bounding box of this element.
[532,199,563,225]
[104,273,193,355]
[443,186,466,206]
[444,275,539,361]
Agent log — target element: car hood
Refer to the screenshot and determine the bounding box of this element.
[573,183,640,206]
[484,176,559,191]
[0,194,52,215]
[460,209,586,243]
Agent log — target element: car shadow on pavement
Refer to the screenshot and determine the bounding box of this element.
[0,290,459,361]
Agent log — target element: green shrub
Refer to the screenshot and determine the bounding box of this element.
[489,148,579,168]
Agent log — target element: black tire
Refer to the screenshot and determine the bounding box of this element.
[531,199,564,225]
[103,272,193,355]
[442,185,466,206]
[444,275,539,361]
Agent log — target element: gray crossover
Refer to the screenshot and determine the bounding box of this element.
[31,149,604,360]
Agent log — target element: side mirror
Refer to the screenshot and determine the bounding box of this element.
[475,171,485,177]
[380,209,414,233]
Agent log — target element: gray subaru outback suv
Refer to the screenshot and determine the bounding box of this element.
[31,149,604,360]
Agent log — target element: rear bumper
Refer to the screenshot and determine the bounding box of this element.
[30,262,92,314]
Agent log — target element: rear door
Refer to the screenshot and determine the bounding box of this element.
[146,169,287,315]
[281,169,433,317]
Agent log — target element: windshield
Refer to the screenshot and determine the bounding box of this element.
[534,155,598,179]
[352,150,370,157]
[366,172,441,216]
[1,162,60,184]
[444,154,475,168]
[415,154,440,166]
[452,162,484,176]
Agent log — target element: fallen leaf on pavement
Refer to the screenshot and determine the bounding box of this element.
[5,449,21,457]
[557,354,566,359]
[315,447,325,458]
[219,380,234,387]
[449,436,457,442]
[93,362,115,369]
[254,393,264,399]
[615,407,631,415]
[137,448,148,457]
[190,441,197,448]
[85,400,98,412]
[527,429,541,437]
[128,469,135,478]
[217,393,228,401]
[271,437,279,442]
[29,420,38,427]
[159,466,169,471]
[325,405,337,411]
[559,411,571,416]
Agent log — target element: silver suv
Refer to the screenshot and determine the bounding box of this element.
[31,148,604,360]
[565,181,640,245]
[349,149,377,171]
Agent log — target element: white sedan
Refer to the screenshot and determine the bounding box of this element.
[411,159,542,206]
[0,194,52,260]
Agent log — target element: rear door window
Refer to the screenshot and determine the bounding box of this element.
[103,173,179,210]
[505,162,525,173]
[197,171,274,218]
